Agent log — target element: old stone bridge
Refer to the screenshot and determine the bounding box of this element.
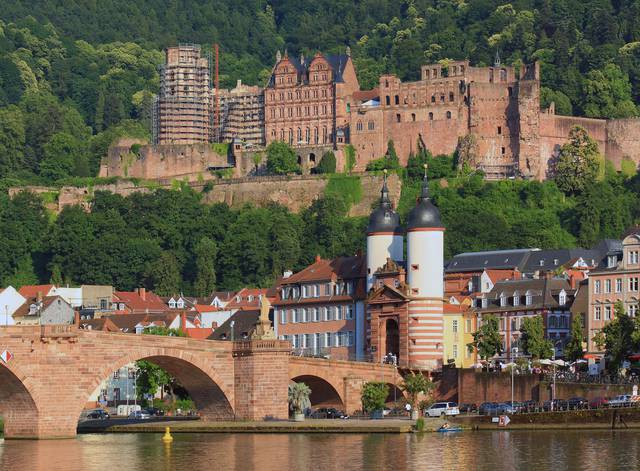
[0,325,401,439]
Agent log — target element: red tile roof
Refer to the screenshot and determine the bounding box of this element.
[113,289,168,313]
[484,269,516,284]
[18,284,55,298]
[281,256,365,285]
[184,328,215,339]
[352,89,379,102]
[225,288,274,310]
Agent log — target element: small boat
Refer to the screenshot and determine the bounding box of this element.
[437,426,463,433]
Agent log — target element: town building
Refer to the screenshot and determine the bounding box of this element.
[586,230,640,354]
[442,303,477,368]
[214,80,265,147]
[366,170,446,370]
[475,277,576,360]
[264,49,360,169]
[273,255,366,361]
[153,44,212,145]
[0,286,26,326]
[12,295,75,326]
[110,288,169,315]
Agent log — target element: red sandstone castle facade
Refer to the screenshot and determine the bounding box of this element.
[146,45,640,182]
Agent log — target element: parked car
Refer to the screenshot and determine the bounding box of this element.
[310,407,346,419]
[86,409,110,420]
[128,410,151,420]
[144,407,165,417]
[589,396,609,409]
[543,399,568,411]
[609,395,633,407]
[478,402,498,415]
[567,397,589,410]
[425,402,460,417]
[459,403,478,413]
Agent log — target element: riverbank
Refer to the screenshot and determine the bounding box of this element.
[453,407,640,430]
[79,418,414,434]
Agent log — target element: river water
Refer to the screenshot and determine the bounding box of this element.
[1,430,639,470]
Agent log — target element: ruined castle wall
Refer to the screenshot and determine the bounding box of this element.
[100,143,232,182]
[605,119,640,169]
[12,174,399,217]
[538,114,607,176]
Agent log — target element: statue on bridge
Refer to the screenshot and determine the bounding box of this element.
[251,295,276,340]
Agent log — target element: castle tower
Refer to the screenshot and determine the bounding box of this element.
[406,166,445,369]
[366,171,403,291]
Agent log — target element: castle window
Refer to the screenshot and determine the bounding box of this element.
[501,147,506,155]
[424,70,430,79]
[297,128,302,142]
[429,112,433,121]
[385,80,389,88]
[322,127,327,143]
[368,121,375,130]
[356,121,363,131]
[386,96,390,106]
[296,90,300,99]
[287,76,292,83]
[314,127,318,144]
[452,66,457,75]
[289,129,293,144]
[500,69,507,81]
[396,114,401,123]
[440,95,445,103]
[460,65,465,74]
[498,126,502,135]
[446,111,452,119]
[394,95,399,105]
[431,95,436,104]
[449,92,454,102]
[411,113,416,122]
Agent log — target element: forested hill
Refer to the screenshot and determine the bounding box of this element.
[2,1,640,110]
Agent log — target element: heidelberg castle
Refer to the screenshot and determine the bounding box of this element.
[143,45,640,181]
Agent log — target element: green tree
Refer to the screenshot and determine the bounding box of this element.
[553,126,601,195]
[0,106,25,177]
[564,314,585,362]
[468,314,503,361]
[266,141,299,175]
[361,382,389,413]
[595,301,635,372]
[583,64,637,119]
[400,373,434,409]
[40,132,88,181]
[519,316,553,359]
[540,87,573,116]
[315,151,336,174]
[146,252,181,296]
[4,256,38,288]
[193,237,217,297]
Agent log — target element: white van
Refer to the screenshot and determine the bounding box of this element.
[426,402,460,417]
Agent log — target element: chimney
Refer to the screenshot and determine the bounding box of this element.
[75,310,80,326]
[138,287,146,301]
[36,291,43,303]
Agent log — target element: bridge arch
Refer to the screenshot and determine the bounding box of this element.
[291,374,345,410]
[0,363,41,438]
[75,347,235,422]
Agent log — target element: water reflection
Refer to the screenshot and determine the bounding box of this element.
[1,430,640,471]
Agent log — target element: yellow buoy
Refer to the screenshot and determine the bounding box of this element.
[162,426,173,443]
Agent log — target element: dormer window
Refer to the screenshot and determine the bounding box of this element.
[500,292,507,307]
[628,251,639,265]
[513,291,520,307]
[169,300,176,308]
[539,260,545,267]
[481,298,488,308]
[608,256,617,268]
[29,303,38,315]
[525,290,533,306]
[247,295,254,302]
[559,290,567,306]
[176,300,184,308]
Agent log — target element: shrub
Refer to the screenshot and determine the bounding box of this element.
[266,141,299,175]
[415,417,425,432]
[325,175,362,208]
[361,381,389,412]
[344,145,357,173]
[315,151,337,174]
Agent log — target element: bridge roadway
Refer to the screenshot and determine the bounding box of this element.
[0,325,401,439]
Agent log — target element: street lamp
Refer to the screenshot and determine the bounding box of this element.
[511,347,518,411]
[551,339,563,411]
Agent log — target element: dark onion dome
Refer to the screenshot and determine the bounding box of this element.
[407,168,443,231]
[367,173,402,235]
